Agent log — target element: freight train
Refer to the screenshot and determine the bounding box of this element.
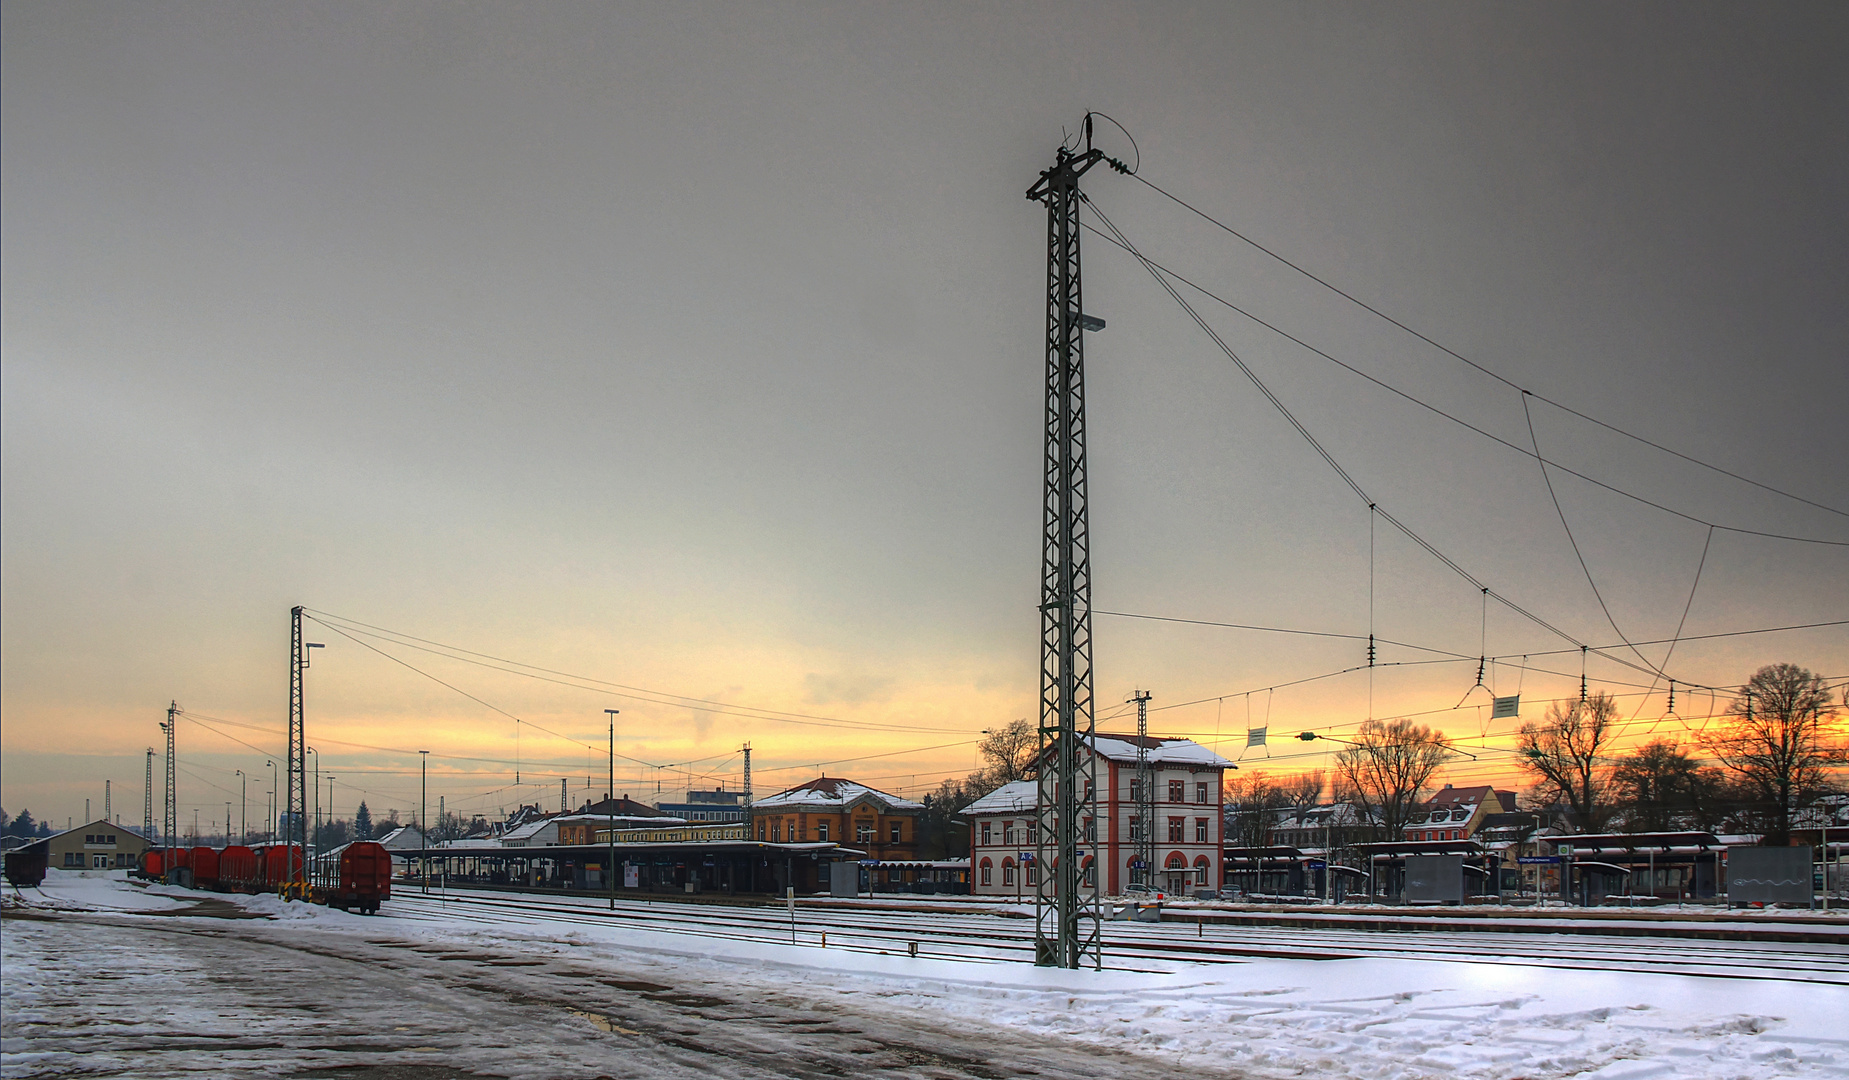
[138,840,391,914]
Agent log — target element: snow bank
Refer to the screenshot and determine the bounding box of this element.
[7,871,191,913]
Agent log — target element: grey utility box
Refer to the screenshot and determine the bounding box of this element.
[1404,854,1464,905]
[1727,846,1812,906]
[829,861,859,898]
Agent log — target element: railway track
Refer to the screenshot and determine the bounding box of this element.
[385,888,1849,984]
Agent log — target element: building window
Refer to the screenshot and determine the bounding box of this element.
[1002,822,1015,845]
[108,835,116,844]
[1083,864,1095,888]
[772,822,782,843]
[1084,817,1096,842]
[980,822,992,845]
[1195,782,1209,805]
[816,822,829,842]
[1129,779,1142,803]
[1195,818,1209,843]
[1026,863,1039,887]
[64,852,80,867]
[857,823,875,844]
[1169,780,1184,803]
[1168,817,1184,843]
[1194,856,1210,885]
[890,823,901,844]
[1083,780,1094,802]
[1002,859,1016,886]
[1027,823,1038,845]
[980,859,993,886]
[758,822,766,841]
[1128,816,1143,841]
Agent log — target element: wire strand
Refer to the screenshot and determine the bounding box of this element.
[1125,171,1849,520]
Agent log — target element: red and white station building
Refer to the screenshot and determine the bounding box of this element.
[964,734,1232,898]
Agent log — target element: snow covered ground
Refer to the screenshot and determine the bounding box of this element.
[6,872,1847,1079]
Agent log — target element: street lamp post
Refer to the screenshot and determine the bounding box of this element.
[235,770,247,845]
[267,760,277,845]
[419,750,430,895]
[307,747,319,866]
[605,709,620,910]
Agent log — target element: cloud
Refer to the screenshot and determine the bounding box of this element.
[802,671,897,706]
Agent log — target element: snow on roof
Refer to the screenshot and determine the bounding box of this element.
[499,818,554,842]
[962,780,1037,816]
[750,777,924,813]
[1085,734,1234,768]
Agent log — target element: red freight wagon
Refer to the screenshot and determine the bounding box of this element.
[170,847,192,870]
[189,846,220,889]
[311,841,391,914]
[260,844,304,891]
[138,849,166,880]
[217,846,258,892]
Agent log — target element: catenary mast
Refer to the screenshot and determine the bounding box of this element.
[1027,119,1107,969]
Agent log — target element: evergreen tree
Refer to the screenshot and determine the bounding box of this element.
[8,808,38,838]
[353,801,373,841]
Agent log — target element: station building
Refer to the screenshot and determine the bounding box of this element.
[963,734,1232,898]
[40,820,149,870]
[748,777,922,864]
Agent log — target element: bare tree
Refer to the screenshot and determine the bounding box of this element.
[1517,692,1618,832]
[1223,773,1290,849]
[1609,739,1727,833]
[972,718,1038,790]
[1703,663,1845,846]
[1333,719,1450,840]
[1282,769,1326,809]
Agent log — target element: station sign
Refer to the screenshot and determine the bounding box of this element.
[1307,860,1327,869]
[1517,856,1560,865]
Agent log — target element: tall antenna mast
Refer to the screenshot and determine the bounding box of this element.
[161,703,177,880]
[741,743,753,807]
[1133,689,1154,890]
[287,606,309,896]
[1028,118,1106,970]
[144,748,155,844]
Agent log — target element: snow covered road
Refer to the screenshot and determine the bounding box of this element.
[5,874,1847,1079]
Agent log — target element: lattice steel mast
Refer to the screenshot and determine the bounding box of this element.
[288,606,308,895]
[143,748,155,845]
[1132,689,1154,888]
[161,703,177,879]
[1028,124,1106,969]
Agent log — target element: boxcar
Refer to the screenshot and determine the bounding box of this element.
[4,840,49,888]
[138,849,167,880]
[218,845,259,892]
[259,844,304,891]
[189,846,221,889]
[312,841,391,913]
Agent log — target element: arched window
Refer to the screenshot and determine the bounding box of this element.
[979,857,993,886]
[1165,853,1187,870]
[1193,855,1210,886]
[1002,857,1016,886]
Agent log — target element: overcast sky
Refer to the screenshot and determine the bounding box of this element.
[5,3,1845,831]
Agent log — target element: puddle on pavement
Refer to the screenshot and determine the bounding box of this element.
[566,1008,642,1037]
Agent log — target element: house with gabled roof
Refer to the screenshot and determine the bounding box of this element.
[961,734,1234,899]
[748,777,922,865]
